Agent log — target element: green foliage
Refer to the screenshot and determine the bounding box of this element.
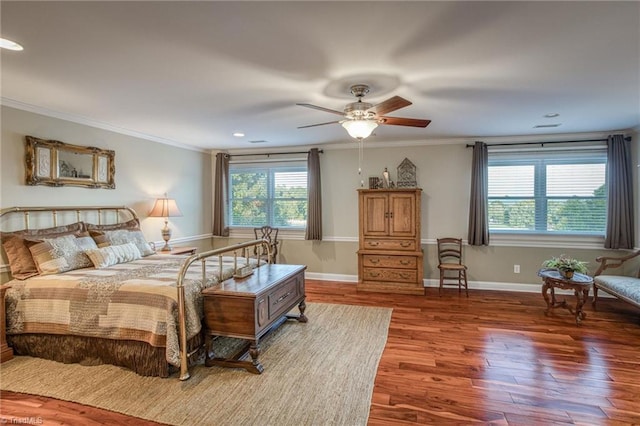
[229,169,307,228]
[542,255,589,274]
[489,184,606,234]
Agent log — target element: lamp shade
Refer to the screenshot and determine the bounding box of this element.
[342,119,378,139]
[149,197,183,218]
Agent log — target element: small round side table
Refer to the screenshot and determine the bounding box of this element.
[537,268,593,325]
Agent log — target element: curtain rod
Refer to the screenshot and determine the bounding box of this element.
[465,137,631,148]
[229,149,324,158]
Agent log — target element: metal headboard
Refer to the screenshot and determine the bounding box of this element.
[0,206,139,232]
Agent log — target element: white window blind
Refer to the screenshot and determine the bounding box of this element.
[488,148,607,235]
[228,161,308,228]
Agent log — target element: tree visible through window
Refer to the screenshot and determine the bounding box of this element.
[488,149,607,235]
[229,163,308,228]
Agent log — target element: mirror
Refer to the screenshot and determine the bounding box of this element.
[25,136,115,189]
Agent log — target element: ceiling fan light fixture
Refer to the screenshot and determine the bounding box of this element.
[0,37,23,51]
[342,119,378,139]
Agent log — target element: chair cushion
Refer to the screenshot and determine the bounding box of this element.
[594,275,640,304]
[439,263,467,271]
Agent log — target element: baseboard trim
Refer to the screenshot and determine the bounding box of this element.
[304,273,614,297]
[305,272,358,283]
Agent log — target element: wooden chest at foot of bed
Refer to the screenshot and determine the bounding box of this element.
[201,263,307,373]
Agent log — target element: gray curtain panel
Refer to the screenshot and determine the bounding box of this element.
[468,141,490,246]
[212,152,230,237]
[305,148,322,240]
[604,134,634,249]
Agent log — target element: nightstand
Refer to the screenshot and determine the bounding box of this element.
[157,246,197,256]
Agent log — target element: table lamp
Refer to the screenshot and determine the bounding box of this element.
[149,194,183,251]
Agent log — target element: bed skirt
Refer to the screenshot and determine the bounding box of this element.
[7,333,204,378]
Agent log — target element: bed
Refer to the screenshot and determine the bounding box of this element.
[1,206,272,380]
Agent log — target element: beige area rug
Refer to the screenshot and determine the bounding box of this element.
[1,303,391,426]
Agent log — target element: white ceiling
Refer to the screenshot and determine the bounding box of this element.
[1,1,639,151]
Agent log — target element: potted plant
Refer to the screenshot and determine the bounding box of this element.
[542,255,589,279]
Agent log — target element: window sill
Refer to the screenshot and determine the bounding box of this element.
[228,227,306,241]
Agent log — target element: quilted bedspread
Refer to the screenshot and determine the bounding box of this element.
[4,254,249,367]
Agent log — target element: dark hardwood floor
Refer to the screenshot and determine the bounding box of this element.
[2,280,640,425]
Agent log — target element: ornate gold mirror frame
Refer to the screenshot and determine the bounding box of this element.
[25,136,115,189]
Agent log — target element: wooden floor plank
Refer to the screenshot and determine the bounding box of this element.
[2,280,640,425]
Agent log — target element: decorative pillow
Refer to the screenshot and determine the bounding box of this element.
[1,222,86,280]
[75,235,99,251]
[85,242,142,269]
[26,234,94,275]
[84,218,141,231]
[89,229,154,257]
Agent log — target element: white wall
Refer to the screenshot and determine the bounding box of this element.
[1,106,212,247]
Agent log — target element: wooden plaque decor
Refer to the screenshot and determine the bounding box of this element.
[25,136,115,189]
[396,158,417,188]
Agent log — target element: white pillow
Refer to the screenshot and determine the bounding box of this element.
[85,242,142,269]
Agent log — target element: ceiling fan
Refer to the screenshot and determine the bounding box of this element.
[297,84,431,140]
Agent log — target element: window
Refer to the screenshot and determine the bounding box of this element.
[488,149,607,235]
[228,161,307,229]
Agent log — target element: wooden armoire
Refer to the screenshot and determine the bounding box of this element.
[357,188,424,295]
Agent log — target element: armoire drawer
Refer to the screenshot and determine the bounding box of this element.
[362,268,418,283]
[363,238,416,251]
[362,255,417,269]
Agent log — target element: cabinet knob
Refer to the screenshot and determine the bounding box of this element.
[400,241,411,247]
[369,259,379,264]
[400,260,410,265]
[368,241,379,247]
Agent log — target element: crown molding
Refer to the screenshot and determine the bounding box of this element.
[1,98,206,153]
[4,96,634,154]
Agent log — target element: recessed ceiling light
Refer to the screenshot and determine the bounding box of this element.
[233,132,245,137]
[0,38,24,51]
[543,113,559,118]
[534,124,562,128]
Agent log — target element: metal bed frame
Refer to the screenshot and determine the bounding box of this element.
[0,206,271,380]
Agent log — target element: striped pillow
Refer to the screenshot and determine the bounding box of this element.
[89,229,154,256]
[85,242,142,269]
[1,222,86,279]
[26,234,95,275]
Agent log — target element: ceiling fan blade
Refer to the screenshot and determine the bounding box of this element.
[298,120,341,129]
[296,103,344,116]
[379,116,431,128]
[371,96,412,116]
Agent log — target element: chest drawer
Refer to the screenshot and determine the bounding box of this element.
[266,273,303,323]
[363,268,417,283]
[362,255,417,269]
[363,238,416,251]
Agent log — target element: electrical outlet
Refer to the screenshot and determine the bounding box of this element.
[514,264,520,273]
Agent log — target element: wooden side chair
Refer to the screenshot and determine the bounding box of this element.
[253,226,280,264]
[437,238,468,297]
